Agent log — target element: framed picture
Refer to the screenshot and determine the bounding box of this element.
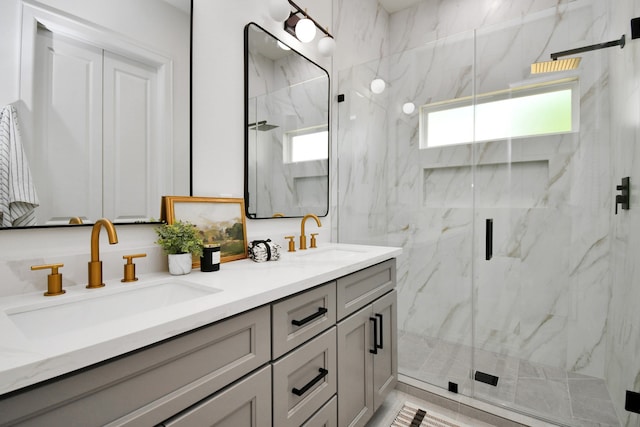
[162,196,248,266]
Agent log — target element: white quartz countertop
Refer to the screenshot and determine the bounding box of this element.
[0,243,401,395]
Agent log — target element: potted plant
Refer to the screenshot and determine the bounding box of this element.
[154,220,204,275]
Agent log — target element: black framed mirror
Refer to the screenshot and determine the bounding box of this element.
[244,23,329,219]
[1,0,191,229]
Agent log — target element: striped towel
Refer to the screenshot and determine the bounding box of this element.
[0,105,39,227]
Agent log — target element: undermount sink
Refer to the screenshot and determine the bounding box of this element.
[6,279,221,340]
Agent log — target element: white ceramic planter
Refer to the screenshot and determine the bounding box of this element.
[168,253,192,275]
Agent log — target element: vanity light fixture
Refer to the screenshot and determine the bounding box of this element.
[318,32,336,56]
[271,0,336,55]
[295,13,316,42]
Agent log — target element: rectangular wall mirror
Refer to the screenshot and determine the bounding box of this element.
[244,22,329,219]
[2,0,191,229]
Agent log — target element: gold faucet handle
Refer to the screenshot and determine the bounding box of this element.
[122,253,146,283]
[31,263,66,296]
[310,233,319,248]
[284,236,296,252]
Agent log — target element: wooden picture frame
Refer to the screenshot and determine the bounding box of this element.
[162,196,248,266]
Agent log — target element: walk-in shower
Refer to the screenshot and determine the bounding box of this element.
[337,1,632,425]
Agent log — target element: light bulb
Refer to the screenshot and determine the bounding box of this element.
[269,0,290,22]
[318,36,336,56]
[370,78,386,94]
[402,102,415,114]
[295,17,316,42]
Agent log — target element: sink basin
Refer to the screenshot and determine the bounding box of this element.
[6,280,220,340]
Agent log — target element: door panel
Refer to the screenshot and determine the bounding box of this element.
[34,29,102,224]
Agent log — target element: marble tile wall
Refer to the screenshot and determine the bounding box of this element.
[334,0,638,424]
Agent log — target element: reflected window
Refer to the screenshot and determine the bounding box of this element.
[420,78,579,148]
[286,127,329,163]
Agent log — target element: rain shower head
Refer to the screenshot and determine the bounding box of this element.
[248,120,279,131]
[531,34,625,74]
[531,57,581,74]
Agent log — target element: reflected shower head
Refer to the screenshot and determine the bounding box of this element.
[531,57,581,74]
[248,120,279,131]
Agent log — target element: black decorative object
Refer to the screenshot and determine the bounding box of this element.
[448,382,458,393]
[200,244,220,272]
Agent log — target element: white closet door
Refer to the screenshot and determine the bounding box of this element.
[102,52,160,223]
[34,28,103,224]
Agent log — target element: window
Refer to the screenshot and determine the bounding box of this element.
[285,126,328,163]
[420,78,578,148]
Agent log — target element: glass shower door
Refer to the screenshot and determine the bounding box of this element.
[470,5,617,424]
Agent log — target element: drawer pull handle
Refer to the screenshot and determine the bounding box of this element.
[291,307,328,327]
[369,317,378,354]
[292,368,329,396]
[375,313,384,349]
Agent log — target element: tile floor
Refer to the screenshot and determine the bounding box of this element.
[397,330,620,427]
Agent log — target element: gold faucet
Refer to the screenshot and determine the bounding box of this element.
[87,218,119,289]
[300,214,322,250]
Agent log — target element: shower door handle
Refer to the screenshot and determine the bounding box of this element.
[486,219,493,260]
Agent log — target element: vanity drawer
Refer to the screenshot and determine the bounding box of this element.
[161,365,271,427]
[301,395,337,427]
[336,259,396,320]
[272,327,337,427]
[272,281,336,359]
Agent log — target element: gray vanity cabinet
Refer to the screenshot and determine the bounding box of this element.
[336,260,397,427]
[0,258,397,427]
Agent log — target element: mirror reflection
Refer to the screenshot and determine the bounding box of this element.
[244,23,329,219]
[1,0,191,229]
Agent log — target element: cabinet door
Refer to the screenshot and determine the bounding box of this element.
[336,305,374,427]
[372,290,397,411]
[162,365,271,427]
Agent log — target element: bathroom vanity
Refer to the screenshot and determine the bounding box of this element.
[0,244,400,426]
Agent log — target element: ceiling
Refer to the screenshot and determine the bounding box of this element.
[378,0,423,14]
